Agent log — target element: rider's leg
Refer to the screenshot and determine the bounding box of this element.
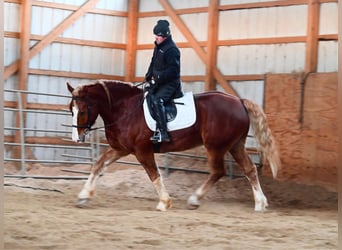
[150,98,170,143]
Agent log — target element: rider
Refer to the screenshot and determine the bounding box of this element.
[145,20,183,143]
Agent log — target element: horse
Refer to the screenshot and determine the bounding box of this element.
[66,80,281,212]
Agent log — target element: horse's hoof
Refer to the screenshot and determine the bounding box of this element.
[254,198,268,212]
[76,198,89,208]
[187,195,200,210]
[156,200,172,211]
[187,204,200,210]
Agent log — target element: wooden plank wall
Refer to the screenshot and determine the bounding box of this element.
[3,0,338,188]
[4,0,338,87]
[264,73,337,190]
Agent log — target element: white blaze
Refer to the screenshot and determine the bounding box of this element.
[72,106,79,142]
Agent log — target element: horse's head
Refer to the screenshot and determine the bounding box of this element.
[67,80,143,142]
[67,82,100,143]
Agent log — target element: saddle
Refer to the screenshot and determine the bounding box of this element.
[143,92,196,132]
[145,93,179,123]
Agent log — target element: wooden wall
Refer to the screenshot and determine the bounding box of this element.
[3,1,338,188]
[264,73,337,190]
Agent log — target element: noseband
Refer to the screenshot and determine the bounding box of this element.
[69,82,116,135]
[71,96,96,133]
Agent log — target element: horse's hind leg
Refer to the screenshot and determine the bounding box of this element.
[76,147,128,207]
[229,140,268,212]
[187,150,226,209]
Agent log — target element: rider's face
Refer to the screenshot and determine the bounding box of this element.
[155,35,167,45]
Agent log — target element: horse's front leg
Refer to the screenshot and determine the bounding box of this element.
[153,171,172,211]
[135,152,171,211]
[76,148,128,208]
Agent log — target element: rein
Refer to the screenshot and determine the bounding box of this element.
[71,124,107,131]
[67,121,118,140]
[134,81,148,88]
[63,122,115,133]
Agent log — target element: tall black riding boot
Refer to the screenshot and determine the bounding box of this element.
[150,99,170,143]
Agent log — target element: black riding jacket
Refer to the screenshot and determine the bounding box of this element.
[145,36,181,86]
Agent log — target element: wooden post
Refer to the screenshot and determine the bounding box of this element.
[305,0,320,73]
[158,0,238,96]
[301,0,320,127]
[13,0,32,167]
[205,0,219,91]
[18,0,31,92]
[125,0,139,82]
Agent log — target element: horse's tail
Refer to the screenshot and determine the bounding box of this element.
[241,99,281,178]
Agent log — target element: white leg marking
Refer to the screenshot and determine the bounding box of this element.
[78,173,98,200]
[153,176,171,211]
[72,106,79,142]
[187,195,200,207]
[187,184,205,207]
[252,182,268,212]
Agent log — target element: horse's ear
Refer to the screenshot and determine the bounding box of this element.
[66,82,74,93]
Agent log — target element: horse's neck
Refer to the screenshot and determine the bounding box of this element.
[105,83,141,101]
[99,90,143,126]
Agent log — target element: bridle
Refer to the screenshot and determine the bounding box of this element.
[69,81,117,134]
[68,81,147,134]
[70,96,108,133]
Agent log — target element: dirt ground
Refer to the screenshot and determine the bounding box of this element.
[4,162,338,250]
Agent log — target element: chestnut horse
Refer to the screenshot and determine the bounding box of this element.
[67,80,281,212]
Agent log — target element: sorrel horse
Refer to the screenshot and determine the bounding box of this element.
[67,80,281,212]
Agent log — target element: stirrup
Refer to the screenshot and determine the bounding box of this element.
[150,131,161,143]
[150,131,170,143]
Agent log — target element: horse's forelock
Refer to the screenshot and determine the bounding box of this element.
[73,81,104,97]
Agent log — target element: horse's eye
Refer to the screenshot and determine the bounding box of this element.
[79,111,86,116]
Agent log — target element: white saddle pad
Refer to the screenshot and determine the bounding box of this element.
[143,92,196,132]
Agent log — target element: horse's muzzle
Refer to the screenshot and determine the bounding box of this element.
[72,126,90,143]
[78,128,90,143]
[78,133,86,143]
